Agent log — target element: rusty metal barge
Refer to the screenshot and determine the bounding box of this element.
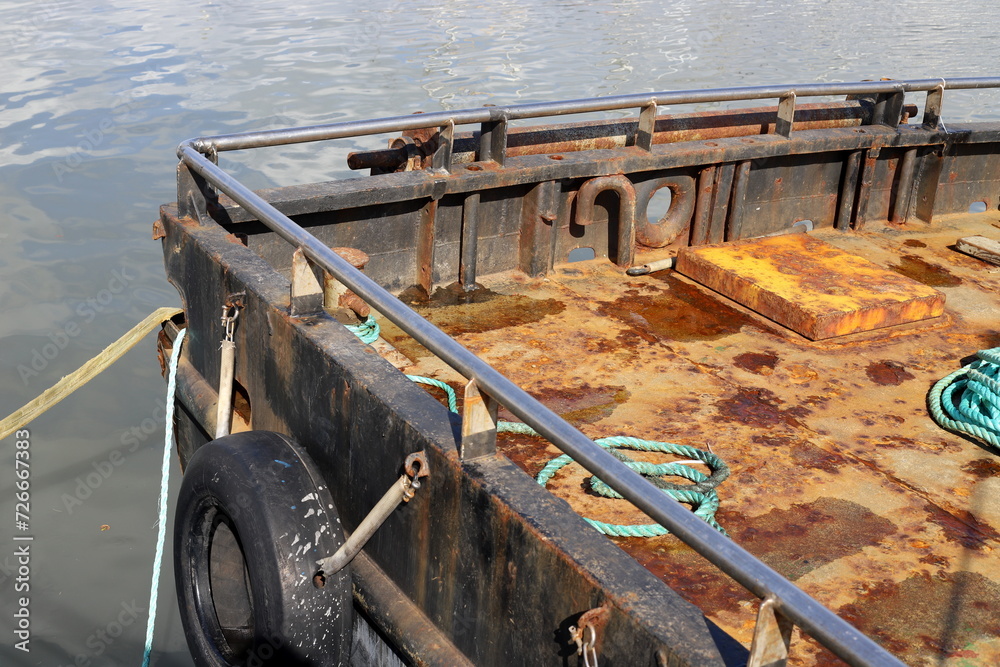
[157,77,1000,667]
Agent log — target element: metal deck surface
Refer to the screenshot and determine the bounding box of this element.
[380,211,1000,667]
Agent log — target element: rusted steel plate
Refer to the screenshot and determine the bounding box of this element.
[675,234,946,340]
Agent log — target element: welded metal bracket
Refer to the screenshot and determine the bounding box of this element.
[315,451,429,579]
[177,161,215,222]
[748,596,794,667]
[569,606,610,667]
[775,92,796,138]
[460,379,498,459]
[290,248,324,316]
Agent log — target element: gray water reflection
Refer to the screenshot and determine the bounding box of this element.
[0,0,997,665]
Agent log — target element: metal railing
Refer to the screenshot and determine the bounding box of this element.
[175,78,1000,666]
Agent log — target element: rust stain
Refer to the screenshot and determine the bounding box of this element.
[889,254,962,287]
[394,283,565,336]
[597,273,760,342]
[623,542,752,618]
[869,435,919,449]
[714,387,810,428]
[835,572,1000,664]
[903,239,928,248]
[751,435,845,474]
[865,360,916,386]
[497,429,552,479]
[924,503,1000,550]
[738,498,895,581]
[785,363,819,384]
[497,384,629,476]
[963,458,1000,479]
[501,384,630,427]
[918,552,951,567]
[733,351,779,375]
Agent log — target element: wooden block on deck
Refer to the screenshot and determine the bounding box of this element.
[957,235,1000,266]
[676,234,946,340]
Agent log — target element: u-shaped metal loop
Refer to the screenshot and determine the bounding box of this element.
[575,175,636,269]
[633,175,697,248]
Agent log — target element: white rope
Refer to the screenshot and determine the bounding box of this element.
[141,326,186,667]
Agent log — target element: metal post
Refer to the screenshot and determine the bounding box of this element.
[460,193,481,291]
[636,101,658,150]
[461,379,498,460]
[290,247,324,316]
[775,93,796,138]
[748,596,794,667]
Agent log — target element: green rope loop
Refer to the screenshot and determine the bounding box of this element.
[344,315,380,344]
[407,376,727,538]
[406,375,459,412]
[535,438,727,537]
[928,347,1000,451]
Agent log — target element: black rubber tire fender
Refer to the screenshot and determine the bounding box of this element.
[173,431,352,667]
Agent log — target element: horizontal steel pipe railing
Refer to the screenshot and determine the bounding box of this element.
[180,77,1000,154]
[176,136,908,666]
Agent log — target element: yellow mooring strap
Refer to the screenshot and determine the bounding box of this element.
[0,307,183,441]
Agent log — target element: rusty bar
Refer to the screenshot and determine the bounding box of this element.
[416,199,437,294]
[709,163,735,244]
[836,150,863,230]
[727,160,752,241]
[460,193,481,290]
[853,147,880,229]
[691,165,717,246]
[891,148,919,223]
[519,180,559,277]
[346,101,919,171]
[914,146,945,222]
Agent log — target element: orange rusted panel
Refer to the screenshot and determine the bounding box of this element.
[676,234,946,340]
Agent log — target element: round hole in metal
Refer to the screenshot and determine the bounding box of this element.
[646,186,674,226]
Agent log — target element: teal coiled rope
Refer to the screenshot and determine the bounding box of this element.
[928,347,1000,451]
[344,315,380,344]
[406,376,728,538]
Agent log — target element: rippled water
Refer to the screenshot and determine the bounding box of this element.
[0,0,997,664]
